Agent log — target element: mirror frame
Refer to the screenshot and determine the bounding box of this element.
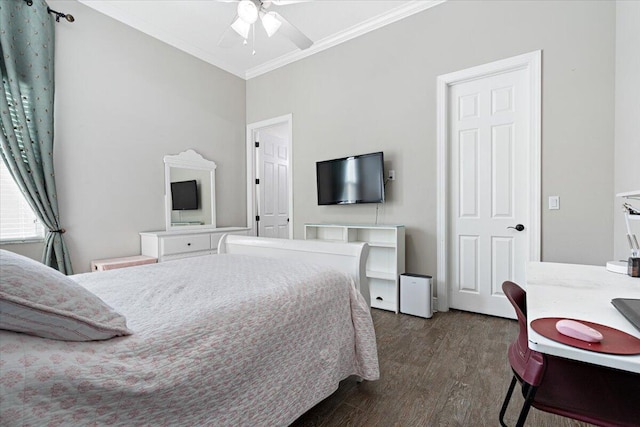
[164,149,217,231]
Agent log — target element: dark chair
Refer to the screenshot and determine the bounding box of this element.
[499,281,640,427]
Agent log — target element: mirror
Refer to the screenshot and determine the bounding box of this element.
[164,149,216,231]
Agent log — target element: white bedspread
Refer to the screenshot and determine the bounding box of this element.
[0,254,379,426]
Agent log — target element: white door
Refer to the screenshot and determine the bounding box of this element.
[448,66,532,318]
[257,128,290,238]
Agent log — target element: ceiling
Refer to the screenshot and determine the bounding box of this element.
[78,0,445,80]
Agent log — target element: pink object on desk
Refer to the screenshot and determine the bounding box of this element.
[555,319,603,342]
[91,255,157,272]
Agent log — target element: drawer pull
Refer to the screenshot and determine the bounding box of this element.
[187,243,191,246]
[376,296,383,301]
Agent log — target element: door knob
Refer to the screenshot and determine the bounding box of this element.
[507,224,525,231]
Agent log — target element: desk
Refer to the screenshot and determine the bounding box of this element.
[527,262,640,373]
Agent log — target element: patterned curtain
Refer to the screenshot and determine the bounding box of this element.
[0,0,73,274]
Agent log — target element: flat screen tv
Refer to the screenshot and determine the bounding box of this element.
[316,152,385,205]
[171,180,198,210]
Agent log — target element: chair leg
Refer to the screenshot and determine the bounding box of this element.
[515,383,538,427]
[499,376,518,427]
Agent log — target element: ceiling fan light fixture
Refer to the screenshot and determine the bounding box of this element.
[237,0,259,24]
[231,17,251,39]
[261,12,282,37]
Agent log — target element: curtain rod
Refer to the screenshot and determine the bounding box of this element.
[23,0,75,23]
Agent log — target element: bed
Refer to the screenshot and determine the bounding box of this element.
[0,235,380,426]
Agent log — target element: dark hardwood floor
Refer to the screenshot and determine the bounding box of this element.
[291,309,592,427]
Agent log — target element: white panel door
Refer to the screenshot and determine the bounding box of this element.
[257,130,289,239]
[449,67,530,318]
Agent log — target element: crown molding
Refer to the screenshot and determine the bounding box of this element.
[245,0,447,80]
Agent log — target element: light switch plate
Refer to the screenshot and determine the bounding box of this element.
[549,196,560,210]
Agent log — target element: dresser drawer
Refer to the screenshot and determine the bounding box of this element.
[162,234,211,255]
[162,250,214,262]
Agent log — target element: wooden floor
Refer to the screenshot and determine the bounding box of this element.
[291,309,592,427]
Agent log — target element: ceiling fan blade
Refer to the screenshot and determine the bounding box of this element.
[271,11,313,50]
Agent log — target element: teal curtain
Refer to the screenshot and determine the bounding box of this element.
[0,0,72,274]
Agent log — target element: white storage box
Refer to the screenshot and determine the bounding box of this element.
[400,273,433,318]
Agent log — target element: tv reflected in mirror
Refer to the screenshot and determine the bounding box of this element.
[171,180,198,211]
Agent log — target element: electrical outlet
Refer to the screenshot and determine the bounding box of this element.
[388,170,396,181]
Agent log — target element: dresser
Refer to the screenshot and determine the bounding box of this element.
[140,227,250,262]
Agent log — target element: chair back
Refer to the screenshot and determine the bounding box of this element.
[502,281,545,386]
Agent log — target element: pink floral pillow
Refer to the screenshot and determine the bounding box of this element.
[0,250,132,341]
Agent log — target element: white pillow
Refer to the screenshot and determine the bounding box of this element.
[0,250,132,341]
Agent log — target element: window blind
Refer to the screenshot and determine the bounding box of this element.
[0,161,44,242]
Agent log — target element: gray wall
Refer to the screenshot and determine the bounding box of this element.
[613,0,640,262]
[247,0,617,278]
[0,0,247,272]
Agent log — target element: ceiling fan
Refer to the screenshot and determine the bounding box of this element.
[218,0,313,53]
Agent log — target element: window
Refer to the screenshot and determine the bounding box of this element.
[0,161,44,242]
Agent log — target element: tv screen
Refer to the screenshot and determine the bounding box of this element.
[171,180,198,210]
[316,152,385,205]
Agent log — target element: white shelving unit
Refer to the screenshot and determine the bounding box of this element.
[305,224,405,313]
